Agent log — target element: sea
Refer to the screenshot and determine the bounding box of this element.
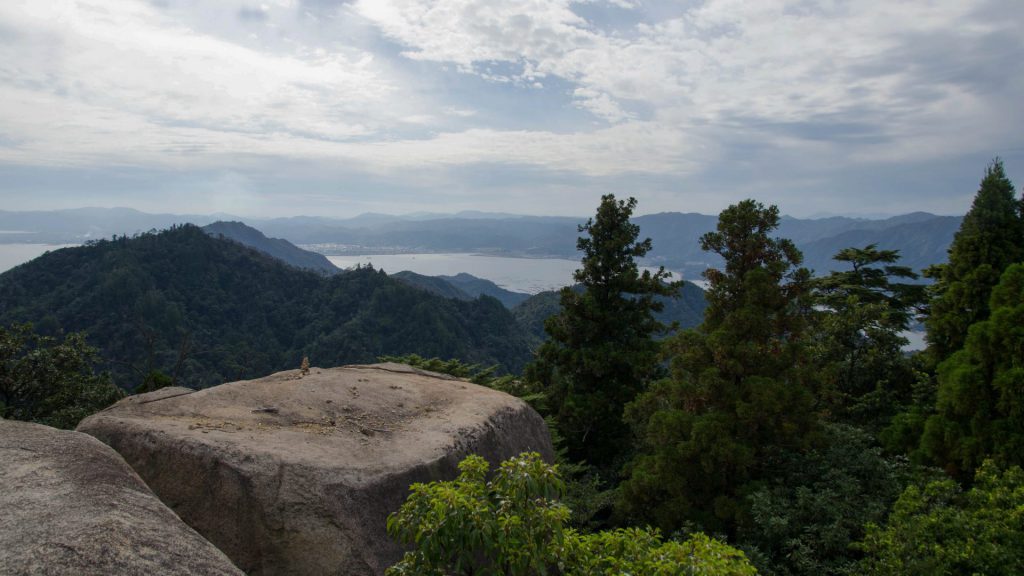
[0,244,78,273]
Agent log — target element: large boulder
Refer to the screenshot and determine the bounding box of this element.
[0,418,243,576]
[78,363,554,575]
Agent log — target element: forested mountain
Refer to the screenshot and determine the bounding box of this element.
[437,273,531,308]
[0,225,533,389]
[391,271,474,301]
[202,220,340,275]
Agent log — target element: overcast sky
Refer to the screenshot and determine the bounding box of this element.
[1,0,1022,218]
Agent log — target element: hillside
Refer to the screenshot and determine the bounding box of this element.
[391,271,473,301]
[386,272,533,309]
[0,225,533,389]
[437,273,531,308]
[202,221,340,275]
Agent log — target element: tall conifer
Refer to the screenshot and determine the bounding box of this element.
[525,195,677,470]
[926,159,1024,361]
[621,200,817,533]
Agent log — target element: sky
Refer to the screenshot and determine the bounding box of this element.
[0,0,1022,219]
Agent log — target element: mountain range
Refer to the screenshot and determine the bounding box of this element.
[0,225,535,388]
[0,207,960,279]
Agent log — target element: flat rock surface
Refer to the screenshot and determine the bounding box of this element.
[78,363,554,576]
[0,419,243,576]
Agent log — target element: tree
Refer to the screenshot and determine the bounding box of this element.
[858,461,1024,576]
[525,195,678,469]
[812,245,924,428]
[738,424,917,576]
[919,263,1024,478]
[385,452,756,576]
[621,199,818,534]
[0,323,123,429]
[926,159,1023,362]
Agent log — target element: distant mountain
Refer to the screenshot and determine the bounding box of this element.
[202,221,339,276]
[391,271,473,301]
[438,273,531,308]
[633,212,961,279]
[257,215,582,254]
[797,216,962,275]
[0,225,533,388]
[0,207,962,279]
[391,271,532,309]
[513,281,708,342]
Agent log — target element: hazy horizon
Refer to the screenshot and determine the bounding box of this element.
[0,204,966,222]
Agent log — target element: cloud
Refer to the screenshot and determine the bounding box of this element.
[355,0,1024,163]
[237,6,269,21]
[0,0,1022,217]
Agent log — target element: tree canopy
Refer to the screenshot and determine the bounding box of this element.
[926,159,1023,361]
[812,245,924,428]
[386,452,756,576]
[622,199,818,534]
[858,461,1024,576]
[920,263,1024,478]
[0,323,122,429]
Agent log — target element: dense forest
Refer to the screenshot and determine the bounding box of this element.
[387,160,1024,575]
[2,160,1022,574]
[0,225,533,389]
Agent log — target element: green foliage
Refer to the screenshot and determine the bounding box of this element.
[525,195,678,469]
[926,158,1023,362]
[0,225,534,388]
[378,353,533,399]
[858,461,1024,576]
[0,323,123,429]
[386,452,756,576]
[812,245,924,429]
[386,453,568,575]
[135,369,174,394]
[738,424,920,576]
[622,199,818,534]
[919,263,1024,479]
[566,529,756,576]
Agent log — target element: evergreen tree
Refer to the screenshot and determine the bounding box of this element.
[621,200,818,534]
[926,159,1023,361]
[813,245,924,429]
[0,323,123,429]
[919,263,1024,478]
[525,195,677,470]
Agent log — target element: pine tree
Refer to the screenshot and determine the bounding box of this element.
[621,200,818,533]
[926,159,1024,362]
[525,195,678,470]
[920,263,1024,479]
[813,245,924,428]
